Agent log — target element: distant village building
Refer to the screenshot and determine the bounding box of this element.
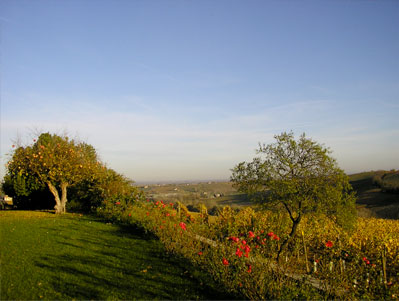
[4,196,13,203]
[0,195,14,209]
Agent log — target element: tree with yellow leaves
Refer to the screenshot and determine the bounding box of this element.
[231,132,356,259]
[6,133,101,214]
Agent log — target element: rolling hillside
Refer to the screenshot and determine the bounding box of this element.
[349,170,399,219]
[139,170,399,219]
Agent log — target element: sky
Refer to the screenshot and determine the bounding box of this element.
[1,0,398,183]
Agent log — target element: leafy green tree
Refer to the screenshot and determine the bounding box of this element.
[231,132,356,259]
[68,167,144,212]
[1,173,54,209]
[6,133,101,214]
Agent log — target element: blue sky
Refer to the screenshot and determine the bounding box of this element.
[1,0,398,183]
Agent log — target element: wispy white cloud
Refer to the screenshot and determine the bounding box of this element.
[1,93,398,181]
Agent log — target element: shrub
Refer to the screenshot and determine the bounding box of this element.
[96,199,399,299]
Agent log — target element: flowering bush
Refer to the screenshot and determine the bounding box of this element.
[97,199,399,299]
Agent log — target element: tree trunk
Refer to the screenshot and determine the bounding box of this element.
[277,214,302,261]
[60,182,68,213]
[47,182,68,214]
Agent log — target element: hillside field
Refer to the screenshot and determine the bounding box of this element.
[349,171,399,219]
[140,170,399,219]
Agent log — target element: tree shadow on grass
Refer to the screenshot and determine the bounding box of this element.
[34,216,240,300]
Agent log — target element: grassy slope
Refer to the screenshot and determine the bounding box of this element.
[349,171,399,219]
[0,211,236,300]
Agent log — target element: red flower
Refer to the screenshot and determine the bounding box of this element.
[229,236,240,243]
[146,212,149,216]
[244,245,251,253]
[128,213,132,217]
[198,252,203,256]
[115,202,121,205]
[165,213,170,217]
[242,240,247,245]
[267,232,274,237]
[273,235,280,241]
[179,222,187,231]
[248,231,255,238]
[222,258,229,266]
[362,257,371,265]
[236,248,243,257]
[247,264,252,273]
[325,241,333,248]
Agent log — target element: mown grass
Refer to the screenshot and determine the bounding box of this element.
[0,211,237,300]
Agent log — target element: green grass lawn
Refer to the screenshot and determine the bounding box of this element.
[0,211,236,300]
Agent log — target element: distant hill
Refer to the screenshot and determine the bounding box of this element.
[138,170,399,220]
[349,170,399,219]
[139,181,250,212]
